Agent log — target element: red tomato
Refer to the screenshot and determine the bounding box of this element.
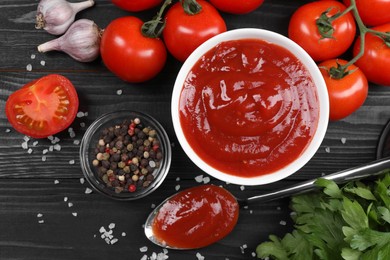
[111,0,162,12]
[162,0,226,62]
[288,1,356,62]
[319,59,368,121]
[5,74,79,138]
[208,0,264,14]
[100,16,167,83]
[343,0,390,26]
[353,23,390,86]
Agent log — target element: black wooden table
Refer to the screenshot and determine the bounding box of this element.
[1,1,389,259]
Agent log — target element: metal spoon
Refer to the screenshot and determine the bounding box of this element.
[144,120,390,250]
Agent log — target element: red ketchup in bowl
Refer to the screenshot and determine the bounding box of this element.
[151,185,239,248]
[179,39,320,177]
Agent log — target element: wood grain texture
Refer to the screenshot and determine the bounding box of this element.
[1,0,389,259]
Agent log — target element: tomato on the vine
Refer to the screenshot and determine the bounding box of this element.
[319,59,368,121]
[353,23,390,86]
[100,16,167,83]
[163,0,226,62]
[5,74,79,138]
[208,0,264,14]
[111,0,162,12]
[288,1,356,62]
[343,0,390,26]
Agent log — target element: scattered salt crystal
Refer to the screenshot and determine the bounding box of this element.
[40,60,45,66]
[72,212,78,217]
[99,226,106,233]
[53,144,61,151]
[69,159,75,165]
[176,177,180,181]
[121,232,126,237]
[64,196,68,202]
[240,185,245,191]
[37,213,43,217]
[77,111,85,118]
[321,172,326,176]
[73,140,80,145]
[49,145,54,152]
[54,180,59,184]
[26,64,32,71]
[42,156,47,162]
[52,137,60,144]
[31,54,36,59]
[140,255,148,260]
[42,149,48,154]
[341,137,347,144]
[279,220,287,226]
[195,175,203,183]
[27,148,33,154]
[47,136,54,141]
[80,122,86,128]
[104,237,110,244]
[249,210,253,214]
[110,238,118,244]
[196,252,205,260]
[85,188,93,194]
[23,136,30,142]
[80,177,85,184]
[251,252,256,257]
[21,142,28,150]
[325,146,330,153]
[139,246,148,253]
[203,176,210,184]
[175,185,180,191]
[38,219,44,224]
[32,141,38,146]
[5,128,11,133]
[240,244,247,254]
[116,89,123,95]
[108,223,115,229]
[151,203,156,209]
[68,202,73,207]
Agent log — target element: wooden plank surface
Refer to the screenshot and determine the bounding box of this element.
[1,0,390,259]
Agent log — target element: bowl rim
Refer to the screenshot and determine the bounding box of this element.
[171,28,329,186]
[79,109,172,200]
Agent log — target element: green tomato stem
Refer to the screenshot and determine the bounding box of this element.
[141,0,172,38]
[180,0,202,15]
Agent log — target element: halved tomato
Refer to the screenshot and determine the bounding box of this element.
[5,74,79,138]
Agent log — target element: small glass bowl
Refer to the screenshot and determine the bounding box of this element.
[80,110,172,201]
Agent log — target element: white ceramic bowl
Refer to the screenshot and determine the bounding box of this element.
[171,28,329,186]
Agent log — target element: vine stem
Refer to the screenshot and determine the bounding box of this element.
[141,0,172,38]
[333,0,390,73]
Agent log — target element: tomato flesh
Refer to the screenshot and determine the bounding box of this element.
[5,74,79,138]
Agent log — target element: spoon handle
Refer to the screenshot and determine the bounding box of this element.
[246,157,390,205]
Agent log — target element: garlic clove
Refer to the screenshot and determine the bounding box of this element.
[36,0,95,35]
[38,19,102,63]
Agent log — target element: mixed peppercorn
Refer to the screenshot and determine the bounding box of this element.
[92,117,163,193]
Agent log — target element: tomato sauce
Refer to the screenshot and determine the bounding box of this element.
[179,39,319,177]
[151,185,239,248]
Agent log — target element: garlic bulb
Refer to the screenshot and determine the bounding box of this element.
[35,0,95,35]
[37,19,102,62]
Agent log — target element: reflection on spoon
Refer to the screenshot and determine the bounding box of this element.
[145,156,390,250]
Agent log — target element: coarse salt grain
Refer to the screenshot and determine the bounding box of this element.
[31,54,36,59]
[175,185,180,191]
[40,60,46,66]
[108,223,115,229]
[5,128,11,133]
[341,137,347,144]
[53,144,61,151]
[77,111,85,118]
[139,246,148,253]
[37,213,43,217]
[42,156,47,162]
[38,219,44,224]
[116,89,123,95]
[80,122,86,128]
[23,136,30,142]
[196,252,205,260]
[73,140,80,145]
[203,176,210,184]
[68,202,73,207]
[325,146,330,153]
[279,220,287,226]
[80,177,85,184]
[27,148,33,154]
[64,196,68,202]
[26,64,32,71]
[42,149,48,154]
[21,142,28,150]
[240,185,245,191]
[151,204,156,209]
[85,188,93,194]
[72,212,78,217]
[69,160,75,165]
[32,141,38,146]
[121,232,126,237]
[195,175,203,183]
[54,180,59,184]
[140,255,147,260]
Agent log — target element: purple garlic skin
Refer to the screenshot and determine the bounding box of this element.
[38,19,101,62]
[36,0,95,35]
